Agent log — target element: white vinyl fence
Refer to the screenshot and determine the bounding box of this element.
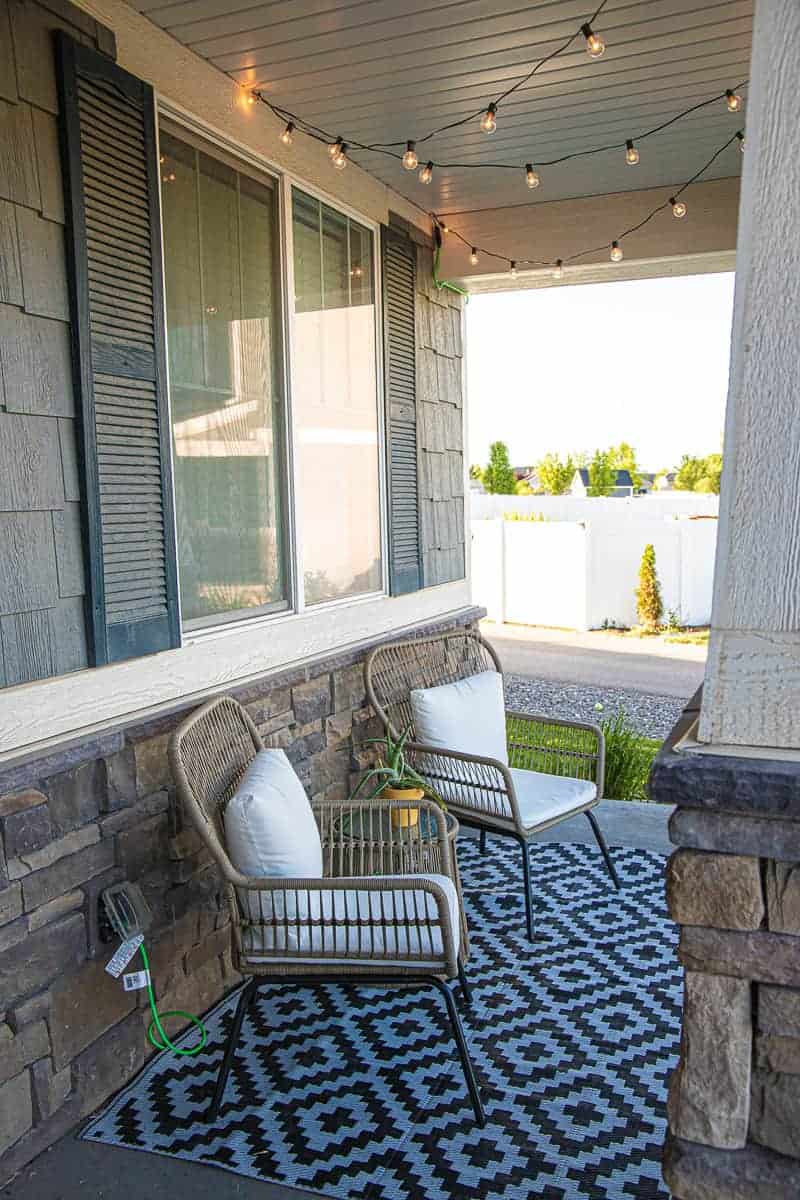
[471,494,718,630]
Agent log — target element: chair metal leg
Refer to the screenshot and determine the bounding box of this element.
[457,957,474,1008]
[430,978,486,1127]
[479,828,487,855]
[208,978,256,1122]
[515,834,535,941]
[585,809,621,889]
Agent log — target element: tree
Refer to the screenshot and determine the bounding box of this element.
[536,451,575,495]
[674,454,706,491]
[587,449,617,497]
[515,478,534,495]
[636,543,663,632]
[609,440,642,489]
[697,452,723,494]
[482,441,517,494]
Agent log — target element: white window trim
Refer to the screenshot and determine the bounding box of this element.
[156,98,389,640]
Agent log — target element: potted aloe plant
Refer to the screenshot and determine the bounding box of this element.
[351,725,444,828]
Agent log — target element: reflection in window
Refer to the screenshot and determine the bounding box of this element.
[160,131,286,625]
[292,190,382,605]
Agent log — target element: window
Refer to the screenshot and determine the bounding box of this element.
[160,129,287,626]
[291,189,383,605]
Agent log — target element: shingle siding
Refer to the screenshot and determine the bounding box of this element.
[0,0,114,689]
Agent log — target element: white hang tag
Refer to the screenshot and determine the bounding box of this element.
[105,933,144,978]
[122,969,150,992]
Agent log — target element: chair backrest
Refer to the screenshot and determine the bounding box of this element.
[365,630,502,740]
[169,695,264,868]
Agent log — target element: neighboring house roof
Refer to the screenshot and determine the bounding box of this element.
[574,468,634,488]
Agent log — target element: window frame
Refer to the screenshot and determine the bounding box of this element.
[155,101,388,638]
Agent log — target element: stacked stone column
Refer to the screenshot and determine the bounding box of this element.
[653,695,800,1198]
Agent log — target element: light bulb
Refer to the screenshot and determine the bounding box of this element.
[525,163,540,189]
[470,247,479,265]
[625,139,639,165]
[553,259,563,280]
[610,240,623,263]
[280,121,294,146]
[726,89,742,113]
[328,136,344,158]
[439,222,449,234]
[510,261,517,279]
[246,92,257,106]
[402,140,418,170]
[419,161,433,184]
[581,23,605,58]
[480,103,497,134]
[332,142,348,170]
[669,196,687,219]
[736,130,745,153]
[350,265,363,279]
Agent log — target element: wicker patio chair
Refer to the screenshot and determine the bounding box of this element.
[365,630,620,942]
[169,695,485,1127]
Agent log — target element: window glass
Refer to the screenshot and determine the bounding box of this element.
[160,130,286,625]
[291,189,382,604]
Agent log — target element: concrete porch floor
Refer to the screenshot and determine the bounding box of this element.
[1,801,673,1200]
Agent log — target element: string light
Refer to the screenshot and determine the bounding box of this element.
[736,130,745,152]
[328,136,344,159]
[470,247,479,265]
[553,259,564,280]
[280,121,294,146]
[669,196,687,218]
[510,261,517,278]
[625,139,639,165]
[581,22,605,58]
[610,240,623,262]
[332,142,348,170]
[419,161,434,184]
[726,89,743,112]
[246,91,257,106]
[525,163,540,189]
[402,141,418,170]
[440,222,449,234]
[480,103,497,134]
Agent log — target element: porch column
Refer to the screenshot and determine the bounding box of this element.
[699,0,800,750]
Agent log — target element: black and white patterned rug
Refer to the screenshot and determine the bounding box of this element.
[83,839,681,1199]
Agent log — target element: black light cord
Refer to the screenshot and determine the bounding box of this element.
[434,129,744,270]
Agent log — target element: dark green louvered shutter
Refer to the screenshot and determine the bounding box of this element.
[56,34,179,665]
[381,227,422,595]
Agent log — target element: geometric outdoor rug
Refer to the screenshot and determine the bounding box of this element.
[83,838,682,1199]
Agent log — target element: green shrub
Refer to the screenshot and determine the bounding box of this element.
[504,511,549,522]
[599,706,661,801]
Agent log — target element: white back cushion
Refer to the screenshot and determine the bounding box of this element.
[224,749,323,880]
[410,670,508,765]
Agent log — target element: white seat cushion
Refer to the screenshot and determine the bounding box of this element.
[510,767,596,830]
[410,670,507,764]
[224,749,323,924]
[241,872,460,965]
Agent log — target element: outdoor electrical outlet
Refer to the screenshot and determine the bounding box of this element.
[99,882,152,942]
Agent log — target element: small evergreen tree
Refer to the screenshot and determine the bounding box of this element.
[636,543,663,632]
[482,441,517,494]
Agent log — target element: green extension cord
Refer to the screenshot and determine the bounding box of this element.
[139,943,208,1057]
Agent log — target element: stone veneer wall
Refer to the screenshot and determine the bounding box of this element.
[652,691,800,1199]
[0,607,482,1183]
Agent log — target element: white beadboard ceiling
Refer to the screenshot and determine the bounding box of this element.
[129,0,752,218]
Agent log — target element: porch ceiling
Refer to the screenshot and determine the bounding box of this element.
[129,0,752,222]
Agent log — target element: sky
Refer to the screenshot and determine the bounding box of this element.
[466,272,735,473]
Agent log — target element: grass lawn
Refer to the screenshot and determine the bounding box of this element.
[507,714,662,802]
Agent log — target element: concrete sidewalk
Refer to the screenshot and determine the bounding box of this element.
[484,622,706,699]
[2,802,672,1200]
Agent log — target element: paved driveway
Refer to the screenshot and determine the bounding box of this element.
[483,622,706,699]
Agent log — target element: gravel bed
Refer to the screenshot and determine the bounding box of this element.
[505,675,686,741]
